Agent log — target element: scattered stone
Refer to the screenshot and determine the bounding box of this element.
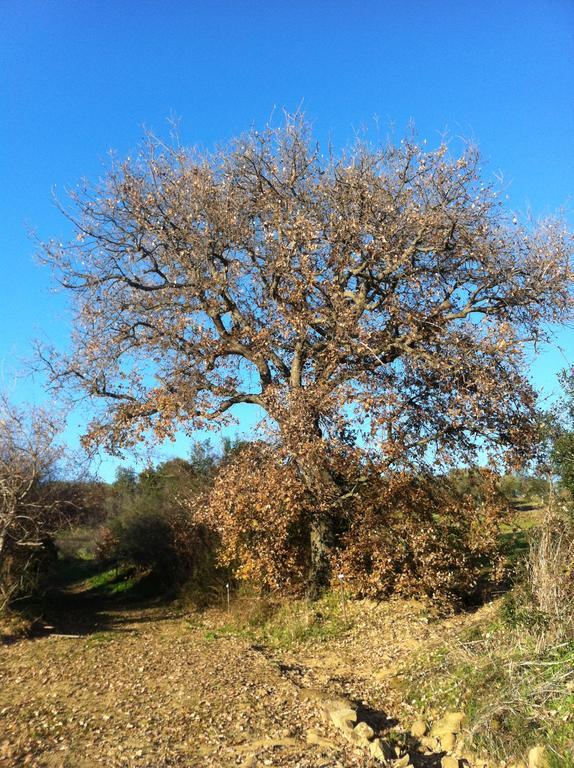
[441,757,460,768]
[323,696,354,711]
[410,718,427,738]
[439,731,457,751]
[420,735,440,752]
[528,745,549,768]
[369,738,392,761]
[458,748,478,764]
[392,753,411,767]
[329,706,357,732]
[433,712,466,736]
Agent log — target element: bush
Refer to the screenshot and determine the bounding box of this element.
[107,509,176,572]
[334,471,507,607]
[199,444,508,607]
[527,495,574,643]
[0,397,67,610]
[196,442,310,592]
[0,536,58,610]
[97,453,221,593]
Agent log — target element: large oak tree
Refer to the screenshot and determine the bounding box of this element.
[41,118,573,593]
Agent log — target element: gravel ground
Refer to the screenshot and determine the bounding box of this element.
[1,590,491,768]
[1,604,379,767]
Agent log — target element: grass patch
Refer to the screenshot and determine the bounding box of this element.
[256,592,353,648]
[56,558,146,599]
[402,603,574,766]
[86,631,116,645]
[499,501,544,569]
[197,590,354,649]
[54,556,103,589]
[85,565,137,593]
[203,625,251,642]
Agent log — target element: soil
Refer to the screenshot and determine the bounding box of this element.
[0,580,488,768]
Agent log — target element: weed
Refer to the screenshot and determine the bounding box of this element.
[83,564,138,595]
[256,593,353,649]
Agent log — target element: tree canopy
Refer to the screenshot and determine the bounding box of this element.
[40,117,573,591]
[42,118,572,465]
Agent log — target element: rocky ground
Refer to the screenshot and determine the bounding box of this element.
[0,587,512,768]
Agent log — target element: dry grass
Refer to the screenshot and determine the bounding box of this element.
[528,498,574,645]
[402,499,574,767]
[403,610,574,766]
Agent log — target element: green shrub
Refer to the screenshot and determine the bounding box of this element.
[96,453,223,595]
[108,509,176,574]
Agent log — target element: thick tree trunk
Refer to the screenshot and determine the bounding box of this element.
[307,512,336,600]
[295,451,339,599]
[282,412,341,599]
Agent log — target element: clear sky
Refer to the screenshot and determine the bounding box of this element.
[1,0,573,480]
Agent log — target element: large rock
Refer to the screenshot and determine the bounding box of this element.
[369,738,393,761]
[528,745,549,768]
[353,721,375,742]
[410,719,427,738]
[329,706,357,732]
[439,731,457,752]
[441,757,460,768]
[432,711,466,737]
[419,735,440,752]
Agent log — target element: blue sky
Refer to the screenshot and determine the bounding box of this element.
[1,0,573,479]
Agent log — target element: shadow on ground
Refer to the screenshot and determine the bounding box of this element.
[36,556,179,638]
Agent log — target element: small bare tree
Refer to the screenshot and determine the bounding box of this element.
[40,116,573,594]
[0,396,65,608]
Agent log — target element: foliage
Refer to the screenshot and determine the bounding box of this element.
[196,442,311,591]
[0,396,67,609]
[445,468,547,505]
[551,429,574,497]
[334,470,508,606]
[106,508,176,574]
[97,447,221,590]
[198,443,509,606]
[40,115,574,592]
[546,369,574,497]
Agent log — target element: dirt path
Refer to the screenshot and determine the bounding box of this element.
[1,591,487,768]
[2,603,319,767]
